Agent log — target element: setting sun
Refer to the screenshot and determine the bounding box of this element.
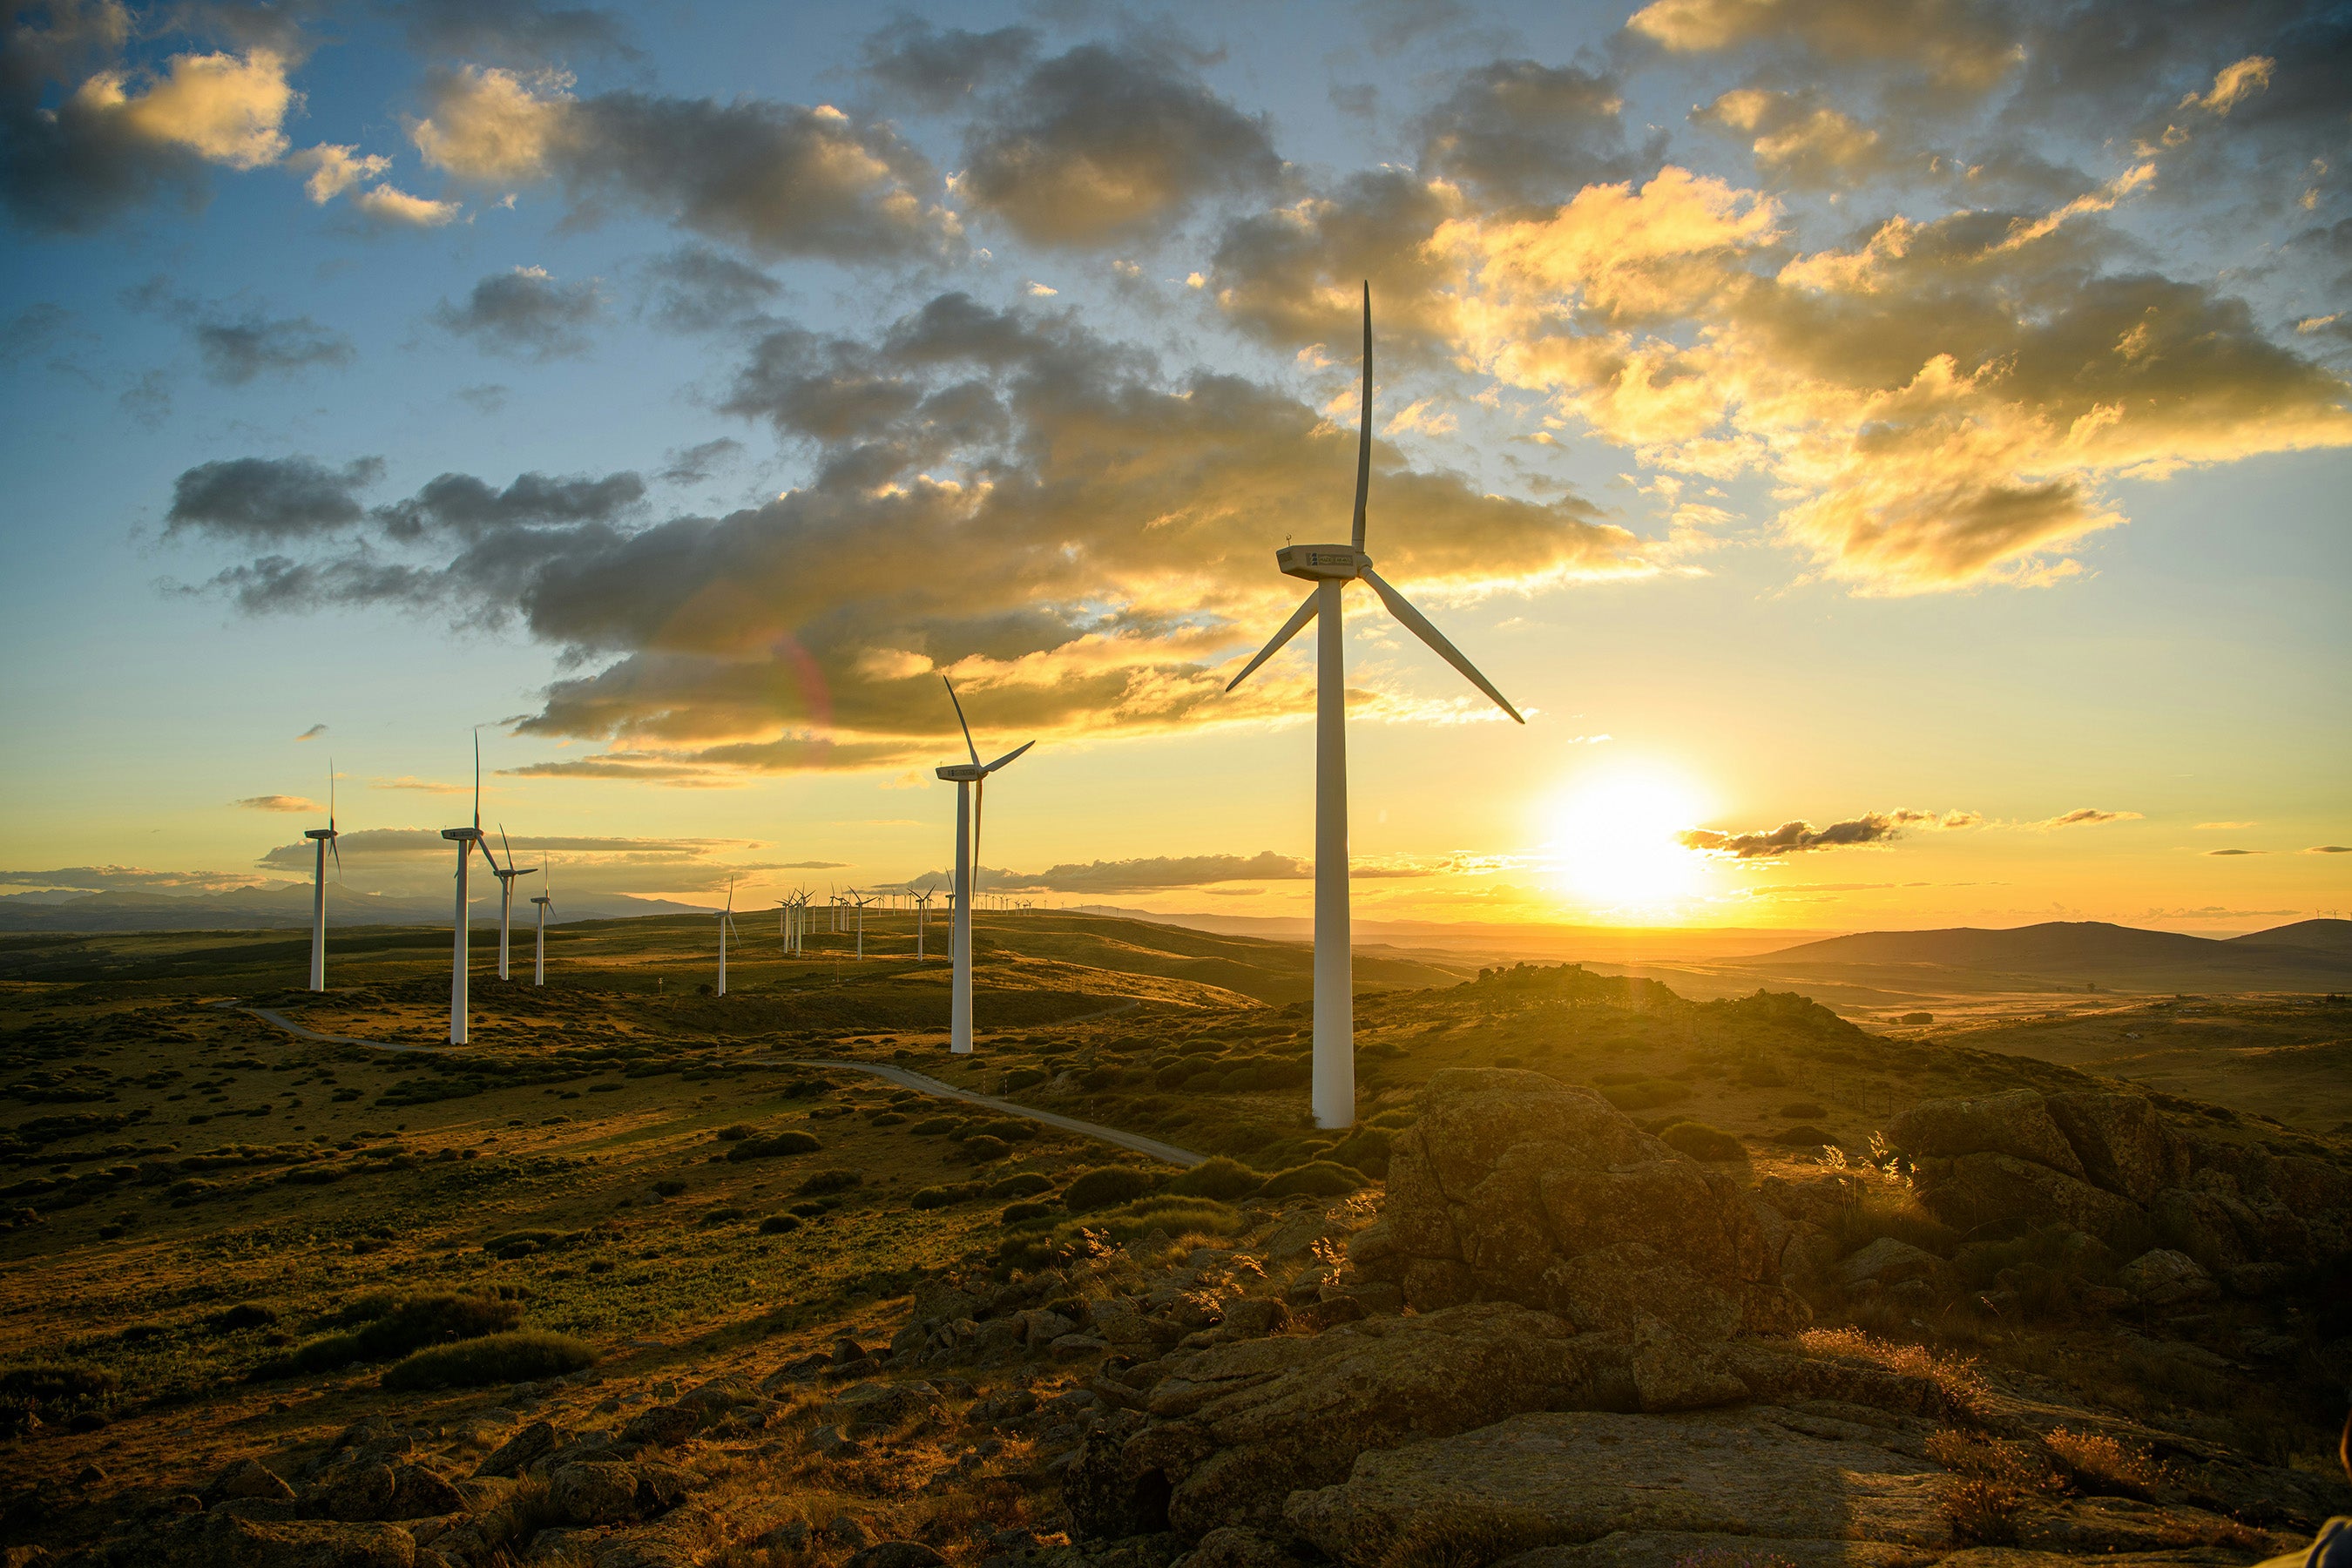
[1547,766,1712,915]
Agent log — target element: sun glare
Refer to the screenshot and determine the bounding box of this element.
[1549,766,1711,915]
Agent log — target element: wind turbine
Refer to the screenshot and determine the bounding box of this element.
[440,732,501,1045]
[936,677,1033,1054]
[848,889,878,958]
[303,760,341,991]
[530,856,553,986]
[914,887,936,959]
[485,826,538,982]
[715,877,740,996]
[1226,283,1524,1129]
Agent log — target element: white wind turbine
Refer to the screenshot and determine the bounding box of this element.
[715,876,741,996]
[303,760,341,991]
[1227,283,1524,1129]
[936,677,1033,1055]
[441,732,502,1045]
[484,826,539,981]
[529,856,553,986]
[913,887,936,959]
[848,889,878,958]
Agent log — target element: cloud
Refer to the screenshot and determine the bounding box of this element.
[955,43,1284,247]
[124,279,356,385]
[251,826,796,896]
[167,456,385,540]
[2030,808,2143,828]
[1680,807,1972,859]
[1694,88,1900,185]
[0,864,274,893]
[2203,848,2264,855]
[1007,851,1312,892]
[659,438,741,485]
[2308,845,2350,854]
[235,794,320,812]
[286,143,390,203]
[169,290,1637,774]
[391,0,639,64]
[408,65,956,261]
[2193,820,2257,830]
[858,17,1037,112]
[1622,0,2023,96]
[294,723,328,740]
[1411,59,1664,206]
[371,775,467,793]
[71,46,295,169]
[349,182,460,226]
[640,246,781,334]
[432,266,605,360]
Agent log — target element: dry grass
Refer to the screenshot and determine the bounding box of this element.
[1371,1509,1561,1568]
[2042,1427,2175,1501]
[1926,1428,2061,1546]
[1798,1326,1991,1418]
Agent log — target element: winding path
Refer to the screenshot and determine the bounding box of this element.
[217,1003,436,1053]
[777,1058,1204,1168]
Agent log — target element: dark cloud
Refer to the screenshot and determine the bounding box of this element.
[294,723,328,740]
[1210,168,1464,353]
[432,266,605,360]
[1413,60,1665,206]
[859,17,1037,111]
[171,290,1634,774]
[234,794,319,812]
[1010,851,1310,892]
[957,43,1285,247]
[659,438,742,485]
[389,0,639,64]
[193,312,354,384]
[1,301,73,361]
[167,455,385,540]
[641,245,782,334]
[456,383,509,414]
[2308,845,2351,854]
[0,865,270,892]
[2030,808,2142,828]
[1681,808,1962,858]
[2203,848,2263,856]
[411,68,956,262]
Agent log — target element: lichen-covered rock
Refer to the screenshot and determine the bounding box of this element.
[471,1420,559,1479]
[1889,1090,2086,1179]
[1837,1238,1944,1291]
[2116,1247,2219,1307]
[148,1511,418,1567]
[203,1458,294,1505]
[1495,1531,1931,1568]
[1918,1152,2144,1246]
[1282,1407,1953,1565]
[2042,1092,2187,1202]
[545,1460,689,1528]
[1174,1526,1306,1568]
[1359,1070,1781,1333]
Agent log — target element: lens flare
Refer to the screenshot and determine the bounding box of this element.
[1548,765,1712,915]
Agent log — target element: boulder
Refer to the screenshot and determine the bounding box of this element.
[472,1420,559,1479]
[385,1465,464,1520]
[1495,1531,1933,1568]
[1283,1408,1953,1565]
[1836,1239,1944,1292]
[203,1459,295,1504]
[2042,1092,2186,1202]
[545,1460,687,1528]
[301,1460,396,1523]
[2116,1248,2219,1308]
[1919,1152,2144,1246]
[1176,1526,1305,1568]
[1360,1070,1781,1333]
[1064,1301,1668,1539]
[152,1511,417,1567]
[1889,1091,2085,1179]
[845,1546,948,1568]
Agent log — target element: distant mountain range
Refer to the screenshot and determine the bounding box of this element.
[1741,918,2352,990]
[0,884,705,932]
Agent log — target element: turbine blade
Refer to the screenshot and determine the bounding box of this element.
[1224,590,1320,693]
[328,757,335,833]
[983,740,1034,773]
[972,776,984,902]
[500,825,514,869]
[1360,566,1524,723]
[472,729,482,831]
[1352,280,1373,552]
[328,835,341,881]
[943,675,981,767]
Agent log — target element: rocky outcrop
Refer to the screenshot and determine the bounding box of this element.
[1346,1070,1800,1335]
[1886,1088,2352,1294]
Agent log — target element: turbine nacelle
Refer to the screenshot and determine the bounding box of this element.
[1279,544,1366,582]
[303,828,337,841]
[935,763,989,782]
[441,828,483,842]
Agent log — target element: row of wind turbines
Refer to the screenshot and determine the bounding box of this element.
[295,286,1516,1128]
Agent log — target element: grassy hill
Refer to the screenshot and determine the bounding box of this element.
[1738,918,2352,993]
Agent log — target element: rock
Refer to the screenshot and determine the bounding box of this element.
[1175,1525,1303,1568]
[1364,1070,1781,1334]
[548,1461,660,1526]
[826,1513,871,1545]
[154,1511,418,1567]
[807,1424,862,1460]
[1624,1320,1749,1412]
[1064,1301,1664,1538]
[385,1465,464,1520]
[1220,1299,1288,1339]
[2116,1248,2219,1307]
[1889,1091,2085,1179]
[1021,1309,1078,1346]
[302,1460,396,1523]
[1495,1531,1934,1568]
[845,1544,948,1568]
[760,1521,811,1551]
[472,1419,560,1478]
[830,1380,943,1428]
[1283,1407,1952,1565]
[1922,1152,2143,1246]
[2042,1092,2186,1202]
[1051,1334,1111,1360]
[618,1402,701,1448]
[592,1538,700,1568]
[204,1458,295,1504]
[1836,1238,1944,1291]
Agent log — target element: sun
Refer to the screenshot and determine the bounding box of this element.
[1546,765,1713,915]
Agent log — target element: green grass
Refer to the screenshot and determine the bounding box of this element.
[378,1329,598,1390]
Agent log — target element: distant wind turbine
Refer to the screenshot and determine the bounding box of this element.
[530,856,553,986]
[303,760,341,991]
[715,876,740,996]
[936,677,1033,1054]
[1226,283,1524,1129]
[440,731,501,1044]
[484,825,538,982]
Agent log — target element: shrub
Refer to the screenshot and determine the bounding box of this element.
[209,1302,278,1333]
[379,1330,598,1391]
[1258,1161,1364,1200]
[1167,1155,1260,1200]
[954,1135,1011,1165]
[1801,1328,1989,1419]
[1087,1196,1244,1243]
[1598,1079,1692,1111]
[483,1229,565,1258]
[1780,1102,1828,1119]
[653,1179,687,1197]
[700,1206,747,1226]
[1773,1125,1840,1147]
[909,1117,957,1136]
[1000,1200,1055,1225]
[911,1184,982,1210]
[2044,1428,2173,1500]
[999,1067,1048,1091]
[279,1331,368,1375]
[344,1294,520,1361]
[757,1213,801,1235]
[984,1172,1053,1200]
[1659,1122,1745,1162]
[715,1124,756,1141]
[1327,1128,1393,1178]
[0,1362,118,1405]
[1064,1166,1159,1213]
[728,1130,821,1162]
[798,1169,862,1196]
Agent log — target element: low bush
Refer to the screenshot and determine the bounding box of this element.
[653,1179,687,1197]
[985,1172,1053,1200]
[798,1169,862,1196]
[379,1329,597,1391]
[1166,1155,1260,1200]
[208,1302,278,1333]
[999,1067,1048,1091]
[1257,1160,1364,1200]
[0,1362,118,1405]
[715,1124,756,1141]
[1000,1200,1055,1225]
[1658,1122,1745,1162]
[1598,1079,1693,1112]
[1773,1125,1840,1147]
[1326,1128,1393,1178]
[953,1135,1011,1165]
[728,1131,821,1162]
[1801,1328,1989,1419]
[757,1213,801,1235]
[912,1184,982,1210]
[700,1206,746,1226]
[1064,1166,1159,1213]
[1780,1102,1828,1119]
[909,1117,957,1136]
[1087,1195,1245,1243]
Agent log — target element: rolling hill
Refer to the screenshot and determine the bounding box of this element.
[1741,918,2352,992]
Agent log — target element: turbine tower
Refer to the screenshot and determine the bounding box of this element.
[441,732,499,1045]
[936,677,1033,1055]
[1227,283,1524,1128]
[303,760,341,991]
[530,858,553,987]
[484,826,538,982]
[715,877,740,997]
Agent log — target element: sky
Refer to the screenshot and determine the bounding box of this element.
[1,0,2347,935]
